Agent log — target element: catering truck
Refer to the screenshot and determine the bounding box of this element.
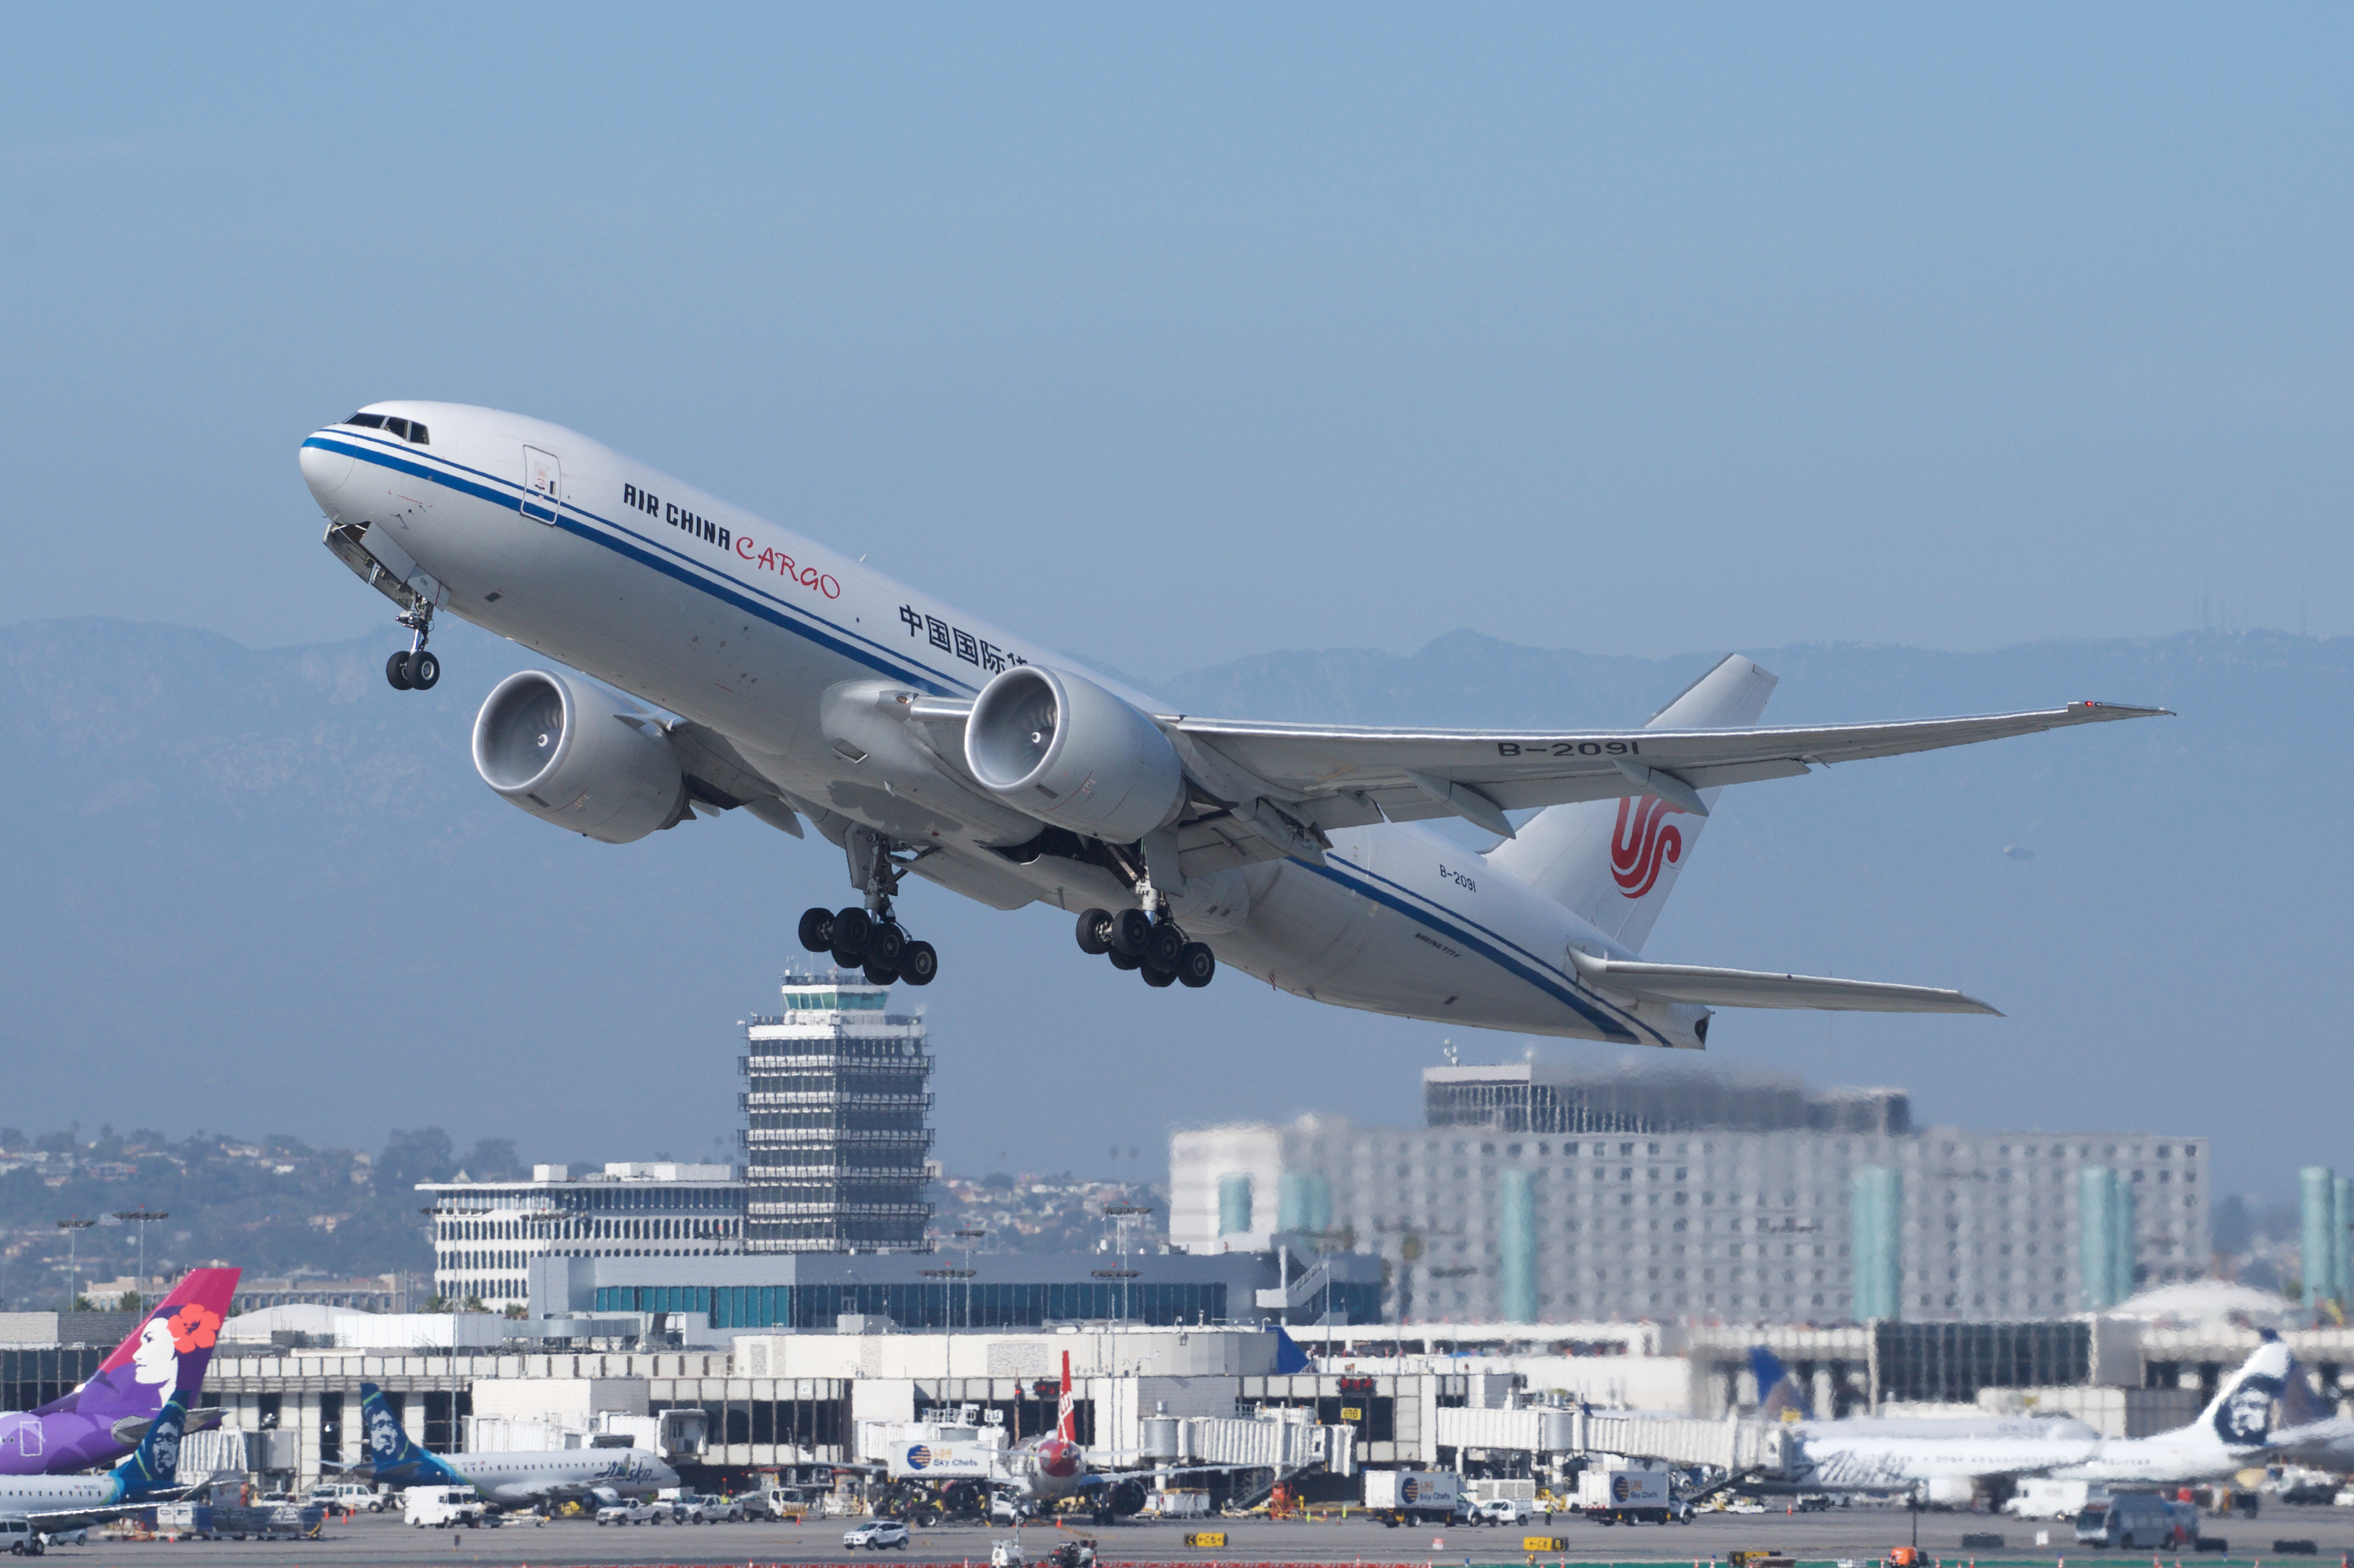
[1364,1470,1464,1527]
[1577,1466,1681,1524]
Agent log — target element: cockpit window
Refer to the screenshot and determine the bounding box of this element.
[409,423,429,445]
[346,413,386,428]
[385,417,411,439]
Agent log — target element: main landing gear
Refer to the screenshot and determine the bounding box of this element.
[798,830,937,987]
[796,905,938,988]
[1075,905,1216,989]
[384,600,440,691]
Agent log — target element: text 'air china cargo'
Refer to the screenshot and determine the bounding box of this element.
[299,405,2166,1045]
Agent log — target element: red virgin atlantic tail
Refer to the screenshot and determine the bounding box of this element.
[1058,1350,1075,1443]
[1484,654,1777,954]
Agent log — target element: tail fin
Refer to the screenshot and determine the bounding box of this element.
[41,1266,241,1422]
[108,1393,188,1502]
[357,1381,468,1487]
[1057,1351,1076,1443]
[1486,655,1777,953]
[1749,1345,1812,1423]
[2198,1337,2291,1450]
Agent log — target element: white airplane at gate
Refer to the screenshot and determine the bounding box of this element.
[298,402,2165,1041]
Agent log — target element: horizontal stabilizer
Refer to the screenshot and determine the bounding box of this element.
[1566,948,1999,1014]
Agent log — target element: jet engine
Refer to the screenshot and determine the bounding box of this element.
[472,669,687,844]
[964,666,1185,843]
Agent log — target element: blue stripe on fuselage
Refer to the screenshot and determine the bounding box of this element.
[304,434,977,697]
[1302,856,1651,1043]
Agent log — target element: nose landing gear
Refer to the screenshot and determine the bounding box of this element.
[383,602,440,691]
[1075,906,1216,989]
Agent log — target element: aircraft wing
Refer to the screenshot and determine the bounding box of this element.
[1565,950,2000,1015]
[909,690,2166,868]
[1160,699,2168,833]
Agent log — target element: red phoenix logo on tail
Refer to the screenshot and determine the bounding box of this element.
[1610,796,1687,898]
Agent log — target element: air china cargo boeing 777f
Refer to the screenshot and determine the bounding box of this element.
[299,403,2164,1044]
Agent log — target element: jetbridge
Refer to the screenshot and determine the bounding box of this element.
[1433,1405,1795,1476]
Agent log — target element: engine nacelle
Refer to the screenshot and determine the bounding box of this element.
[964,666,1186,844]
[472,670,686,844]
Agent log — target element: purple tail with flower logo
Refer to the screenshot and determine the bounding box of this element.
[0,1266,239,1475]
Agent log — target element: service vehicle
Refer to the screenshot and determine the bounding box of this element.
[671,1491,746,1521]
[0,1519,40,1556]
[1365,1468,1462,1527]
[594,1498,663,1525]
[307,1482,384,1512]
[1579,1465,1681,1524]
[1474,1497,1535,1525]
[404,1486,490,1529]
[2074,1492,2191,1549]
[845,1519,912,1549]
[2003,1478,2095,1520]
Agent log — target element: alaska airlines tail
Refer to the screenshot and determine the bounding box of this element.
[1057,1351,1076,1443]
[1748,1345,1812,1423]
[108,1393,190,1501]
[1484,655,1778,952]
[2197,1338,2291,1452]
[38,1267,240,1423]
[356,1382,468,1489]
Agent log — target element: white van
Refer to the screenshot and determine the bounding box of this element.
[2074,1493,2188,1550]
[403,1486,489,1528]
[0,1518,42,1556]
[308,1482,384,1513]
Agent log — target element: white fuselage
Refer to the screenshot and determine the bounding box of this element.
[1787,1418,2103,1490]
[443,1447,675,1506]
[300,403,1706,1045]
[0,1473,129,1520]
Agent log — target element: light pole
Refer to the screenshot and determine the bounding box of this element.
[111,1209,167,1308]
[954,1227,987,1329]
[1101,1202,1153,1323]
[54,1220,94,1310]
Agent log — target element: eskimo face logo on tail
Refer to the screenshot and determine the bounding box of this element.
[2215,1373,2282,1446]
[1610,796,1688,898]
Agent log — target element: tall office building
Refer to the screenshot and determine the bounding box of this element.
[1173,1061,2207,1326]
[740,969,933,1253]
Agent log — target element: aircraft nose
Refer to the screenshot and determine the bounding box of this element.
[299,438,354,502]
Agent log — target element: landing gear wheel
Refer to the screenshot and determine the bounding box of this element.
[1140,964,1177,987]
[385,650,413,690]
[833,906,873,959]
[1075,908,1114,956]
[1113,907,1154,957]
[407,649,441,689]
[798,907,836,952]
[1144,922,1186,973]
[863,961,900,987]
[1107,949,1142,972]
[900,941,938,986]
[1175,941,1217,987]
[869,920,908,968]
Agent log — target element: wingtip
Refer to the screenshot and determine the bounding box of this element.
[2071,699,2174,720]
[1962,996,2004,1017]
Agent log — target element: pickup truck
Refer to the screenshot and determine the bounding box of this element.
[672,1493,748,1523]
[595,1499,665,1525]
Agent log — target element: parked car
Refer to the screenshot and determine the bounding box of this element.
[845,1519,912,1550]
[0,1518,41,1556]
[595,1499,664,1526]
[308,1482,384,1512]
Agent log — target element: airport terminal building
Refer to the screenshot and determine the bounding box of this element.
[1170,1061,2208,1326]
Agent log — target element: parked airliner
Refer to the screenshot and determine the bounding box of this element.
[1754,1340,2291,1497]
[299,403,2164,1042]
[353,1383,676,1510]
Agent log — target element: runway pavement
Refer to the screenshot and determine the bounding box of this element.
[46,1502,2354,1568]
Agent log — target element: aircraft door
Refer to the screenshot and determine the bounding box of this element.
[521,446,563,523]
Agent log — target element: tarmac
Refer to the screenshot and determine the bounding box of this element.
[47,1502,2354,1568]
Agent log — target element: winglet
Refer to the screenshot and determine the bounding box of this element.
[2070,699,2174,719]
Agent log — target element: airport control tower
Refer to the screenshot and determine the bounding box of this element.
[740,969,934,1253]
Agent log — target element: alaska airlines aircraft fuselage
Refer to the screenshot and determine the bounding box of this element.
[299,403,1706,1043]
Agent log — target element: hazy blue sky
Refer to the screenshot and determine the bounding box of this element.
[5,6,2347,678]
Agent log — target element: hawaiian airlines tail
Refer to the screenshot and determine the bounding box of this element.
[37,1267,239,1423]
[1484,655,1778,952]
[1748,1345,1813,1423]
[1057,1351,1076,1443]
